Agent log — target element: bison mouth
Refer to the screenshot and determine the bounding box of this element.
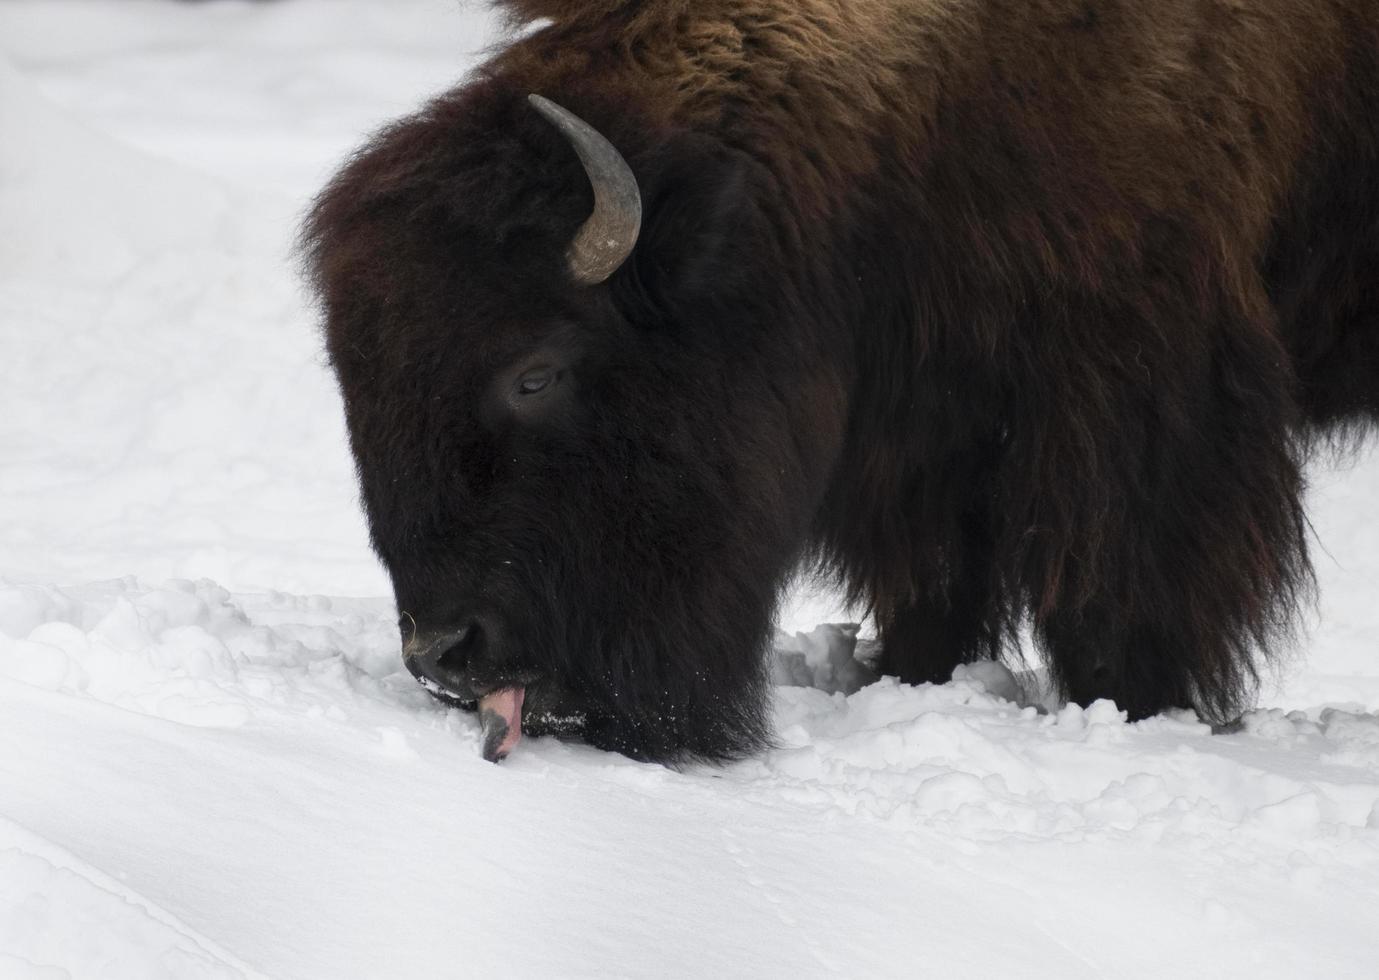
[408,674,530,762]
[407,669,529,762]
[473,684,595,762]
[406,657,588,763]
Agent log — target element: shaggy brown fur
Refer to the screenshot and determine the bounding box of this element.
[304,0,1379,761]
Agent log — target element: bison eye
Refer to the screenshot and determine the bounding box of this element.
[515,368,558,397]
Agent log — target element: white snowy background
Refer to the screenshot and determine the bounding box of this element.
[2,2,1378,977]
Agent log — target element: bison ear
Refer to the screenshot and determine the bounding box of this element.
[615,139,767,324]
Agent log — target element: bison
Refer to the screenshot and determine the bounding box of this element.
[303,0,1379,763]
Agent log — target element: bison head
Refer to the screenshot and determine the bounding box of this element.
[302,81,846,764]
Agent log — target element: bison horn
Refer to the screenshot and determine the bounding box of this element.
[528,94,642,285]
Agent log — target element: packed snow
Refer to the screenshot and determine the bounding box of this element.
[1,2,1377,977]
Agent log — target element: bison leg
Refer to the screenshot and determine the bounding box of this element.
[1015,297,1310,723]
[876,513,1003,686]
[877,593,992,686]
[1037,613,1199,721]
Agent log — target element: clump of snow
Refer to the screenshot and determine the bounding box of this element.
[950,658,1027,705]
[3,2,1379,977]
[770,622,878,693]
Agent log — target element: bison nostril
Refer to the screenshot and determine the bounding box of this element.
[405,620,486,703]
[435,622,482,675]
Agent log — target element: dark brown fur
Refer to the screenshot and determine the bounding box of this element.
[303,0,1379,761]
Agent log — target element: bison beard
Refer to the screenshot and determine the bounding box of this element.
[302,0,1379,764]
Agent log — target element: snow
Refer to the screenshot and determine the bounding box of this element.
[1,2,1377,977]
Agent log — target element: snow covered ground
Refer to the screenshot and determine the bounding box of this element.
[1,2,1377,977]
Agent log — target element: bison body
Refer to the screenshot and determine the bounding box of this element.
[304,0,1379,762]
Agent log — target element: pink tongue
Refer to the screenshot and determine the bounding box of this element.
[477,687,525,763]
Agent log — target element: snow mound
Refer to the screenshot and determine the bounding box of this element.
[0,579,410,724]
[752,678,1379,839]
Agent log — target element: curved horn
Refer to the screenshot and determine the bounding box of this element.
[528,94,642,285]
